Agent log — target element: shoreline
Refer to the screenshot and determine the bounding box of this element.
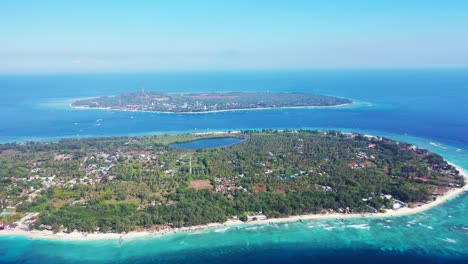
[2,163,466,242]
[69,102,354,114]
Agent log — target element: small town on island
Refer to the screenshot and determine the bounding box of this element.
[71,92,353,113]
[0,130,465,238]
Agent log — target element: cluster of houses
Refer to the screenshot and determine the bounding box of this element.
[1,145,168,211]
[0,212,38,231]
[406,145,463,187]
[379,194,408,209]
[348,142,378,169]
[214,174,246,193]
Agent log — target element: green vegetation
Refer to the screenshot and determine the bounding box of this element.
[0,130,464,233]
[239,212,249,222]
[0,214,22,225]
[71,92,352,113]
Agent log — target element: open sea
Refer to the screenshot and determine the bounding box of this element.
[0,70,467,263]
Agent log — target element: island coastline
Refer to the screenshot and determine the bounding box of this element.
[1,163,466,242]
[69,91,354,114]
[69,102,354,114]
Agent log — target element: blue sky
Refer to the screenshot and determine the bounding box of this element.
[1,0,468,72]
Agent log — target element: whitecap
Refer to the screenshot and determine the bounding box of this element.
[307,223,327,229]
[188,231,204,235]
[442,238,457,243]
[417,223,432,229]
[346,224,370,230]
[429,142,448,149]
[214,227,230,233]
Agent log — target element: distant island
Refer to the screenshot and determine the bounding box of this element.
[71,92,353,113]
[0,130,465,238]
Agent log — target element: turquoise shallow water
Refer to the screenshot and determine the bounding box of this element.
[0,70,467,263]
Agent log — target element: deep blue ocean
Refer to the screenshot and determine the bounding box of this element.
[0,70,467,263]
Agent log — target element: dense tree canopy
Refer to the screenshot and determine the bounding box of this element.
[0,130,463,233]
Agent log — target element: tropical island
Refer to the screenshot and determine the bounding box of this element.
[71,92,353,113]
[0,130,465,239]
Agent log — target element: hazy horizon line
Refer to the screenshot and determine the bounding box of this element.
[1,67,467,76]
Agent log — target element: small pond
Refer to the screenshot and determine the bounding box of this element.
[170,137,245,150]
